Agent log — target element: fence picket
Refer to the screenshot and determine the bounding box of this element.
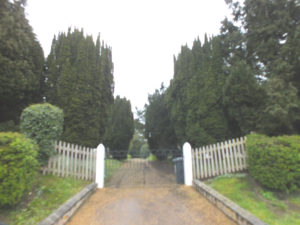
[199,147,203,179]
[79,146,82,179]
[192,149,197,179]
[216,143,222,175]
[241,136,247,169]
[53,142,58,176]
[85,147,89,180]
[90,148,93,180]
[66,143,70,177]
[202,147,207,178]
[196,148,201,179]
[74,145,78,179]
[93,149,97,180]
[205,146,210,177]
[213,144,219,176]
[210,145,215,177]
[232,139,239,171]
[61,142,65,177]
[228,140,234,172]
[58,141,62,176]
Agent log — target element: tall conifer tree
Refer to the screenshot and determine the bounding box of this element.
[0,0,44,123]
[45,28,114,147]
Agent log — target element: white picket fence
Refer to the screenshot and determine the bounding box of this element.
[192,136,247,179]
[42,141,97,181]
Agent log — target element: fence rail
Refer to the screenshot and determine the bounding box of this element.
[192,137,247,179]
[42,141,97,181]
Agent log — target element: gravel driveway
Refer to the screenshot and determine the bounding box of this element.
[67,185,236,225]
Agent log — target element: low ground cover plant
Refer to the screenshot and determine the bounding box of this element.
[0,173,91,225]
[0,132,39,207]
[246,134,300,192]
[205,173,300,225]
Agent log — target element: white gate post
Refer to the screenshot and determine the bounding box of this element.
[183,142,193,186]
[95,143,105,188]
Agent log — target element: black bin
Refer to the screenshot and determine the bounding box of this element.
[173,157,184,184]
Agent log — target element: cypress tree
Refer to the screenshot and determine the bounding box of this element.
[104,96,134,160]
[186,38,204,147]
[165,45,191,146]
[0,0,44,123]
[45,28,114,147]
[45,36,59,105]
[145,84,178,152]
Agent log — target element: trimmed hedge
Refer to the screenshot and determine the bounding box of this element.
[246,134,300,192]
[20,103,63,165]
[0,132,39,206]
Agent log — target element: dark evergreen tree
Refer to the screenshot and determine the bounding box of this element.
[186,37,204,147]
[45,28,114,147]
[145,84,179,158]
[223,60,267,134]
[165,46,191,146]
[129,118,147,158]
[225,0,300,135]
[104,96,134,160]
[0,0,44,123]
[44,36,59,105]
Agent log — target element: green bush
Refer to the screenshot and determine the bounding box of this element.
[20,103,63,165]
[140,144,150,159]
[246,134,300,192]
[129,149,140,158]
[0,132,39,206]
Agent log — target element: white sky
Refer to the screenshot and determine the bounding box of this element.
[26,0,234,113]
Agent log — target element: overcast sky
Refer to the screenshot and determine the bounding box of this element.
[26,0,234,113]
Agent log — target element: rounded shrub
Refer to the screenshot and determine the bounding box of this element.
[246,134,300,192]
[140,144,150,159]
[20,103,63,165]
[0,132,39,206]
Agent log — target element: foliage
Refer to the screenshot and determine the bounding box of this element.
[6,174,91,225]
[150,0,300,149]
[225,0,300,135]
[205,175,300,225]
[104,159,122,182]
[104,96,134,160]
[146,154,157,161]
[0,132,39,206]
[45,28,114,147]
[145,83,178,152]
[128,149,140,158]
[0,120,20,132]
[260,190,277,201]
[129,118,147,156]
[246,134,300,192]
[140,144,150,159]
[20,103,63,165]
[164,35,236,148]
[223,60,267,135]
[0,0,44,124]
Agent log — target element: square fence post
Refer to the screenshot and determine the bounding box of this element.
[183,142,193,186]
[95,143,105,188]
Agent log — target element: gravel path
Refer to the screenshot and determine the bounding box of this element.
[105,159,176,188]
[67,185,236,225]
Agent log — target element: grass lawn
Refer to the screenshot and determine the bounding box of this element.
[0,173,91,225]
[104,159,122,182]
[204,173,300,225]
